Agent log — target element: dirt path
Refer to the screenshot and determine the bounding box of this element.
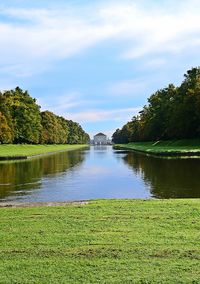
[0,201,89,208]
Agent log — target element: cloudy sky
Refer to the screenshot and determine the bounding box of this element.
[0,0,200,138]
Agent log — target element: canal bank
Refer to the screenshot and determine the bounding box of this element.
[0,199,200,283]
[115,139,200,156]
[0,144,88,160]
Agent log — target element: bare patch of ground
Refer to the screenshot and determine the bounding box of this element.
[0,201,89,208]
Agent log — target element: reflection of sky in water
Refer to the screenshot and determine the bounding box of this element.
[1,146,200,203]
[29,146,148,203]
[0,146,148,203]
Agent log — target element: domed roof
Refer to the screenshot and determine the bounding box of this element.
[94,132,106,137]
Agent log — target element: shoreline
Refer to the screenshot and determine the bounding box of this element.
[115,145,200,157]
[115,139,200,157]
[0,144,89,161]
[0,200,89,208]
[0,198,197,208]
[0,155,27,161]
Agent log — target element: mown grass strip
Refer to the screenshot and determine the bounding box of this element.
[0,199,200,283]
[116,139,200,156]
[0,144,88,159]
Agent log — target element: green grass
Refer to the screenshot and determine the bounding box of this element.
[1,199,200,283]
[0,144,88,158]
[116,139,200,156]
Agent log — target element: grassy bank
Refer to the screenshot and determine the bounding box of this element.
[116,139,200,156]
[1,199,200,283]
[0,144,88,159]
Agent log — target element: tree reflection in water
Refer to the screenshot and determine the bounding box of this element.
[0,149,86,201]
[1,147,200,202]
[122,152,200,198]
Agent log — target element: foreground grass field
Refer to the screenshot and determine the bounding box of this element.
[116,139,200,156]
[0,144,88,158]
[1,199,200,283]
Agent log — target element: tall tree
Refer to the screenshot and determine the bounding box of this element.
[0,87,42,143]
[0,112,13,143]
[0,87,90,145]
[112,67,200,143]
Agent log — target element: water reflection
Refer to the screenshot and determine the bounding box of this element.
[1,146,200,203]
[0,149,86,201]
[122,151,200,198]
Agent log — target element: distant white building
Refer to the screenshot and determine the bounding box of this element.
[94,133,107,145]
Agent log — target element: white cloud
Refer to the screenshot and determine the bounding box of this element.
[38,92,82,113]
[37,92,109,118]
[146,58,167,68]
[0,1,200,76]
[0,7,119,76]
[66,107,141,123]
[108,78,149,96]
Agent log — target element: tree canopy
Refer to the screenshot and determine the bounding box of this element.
[0,87,89,144]
[112,67,200,143]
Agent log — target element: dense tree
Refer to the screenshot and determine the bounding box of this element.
[66,120,90,144]
[40,112,89,144]
[40,111,65,144]
[0,87,89,144]
[57,116,70,143]
[0,87,41,143]
[112,67,200,143]
[0,112,13,143]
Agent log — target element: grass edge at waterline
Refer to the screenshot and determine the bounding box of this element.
[0,144,89,160]
[115,139,200,156]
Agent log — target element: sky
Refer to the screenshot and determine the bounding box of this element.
[0,0,200,138]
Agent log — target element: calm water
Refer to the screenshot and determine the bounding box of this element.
[0,146,200,203]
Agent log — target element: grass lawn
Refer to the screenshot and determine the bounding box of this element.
[0,144,88,158]
[116,139,200,156]
[0,199,200,283]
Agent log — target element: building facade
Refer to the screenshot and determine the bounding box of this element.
[93,133,107,145]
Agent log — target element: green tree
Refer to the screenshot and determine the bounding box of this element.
[40,111,61,144]
[0,112,13,143]
[0,87,42,143]
[112,67,200,143]
[0,87,89,145]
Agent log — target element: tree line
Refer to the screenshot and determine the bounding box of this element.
[112,67,200,143]
[0,87,90,144]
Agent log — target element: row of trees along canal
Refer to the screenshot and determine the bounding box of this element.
[0,87,90,144]
[112,67,200,143]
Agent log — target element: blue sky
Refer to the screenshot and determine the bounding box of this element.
[0,0,200,138]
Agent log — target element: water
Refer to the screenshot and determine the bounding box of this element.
[0,145,200,203]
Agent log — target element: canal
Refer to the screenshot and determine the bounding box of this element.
[0,146,200,203]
